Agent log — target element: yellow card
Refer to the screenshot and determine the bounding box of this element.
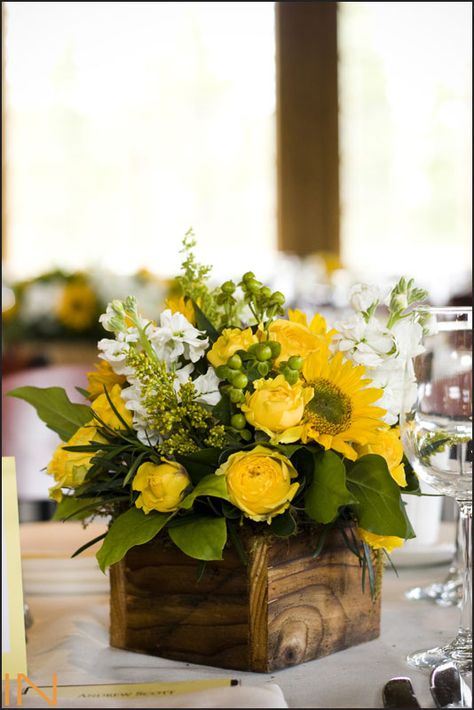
[24,678,239,702]
[2,457,28,678]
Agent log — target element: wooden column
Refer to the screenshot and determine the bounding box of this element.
[276,1,340,256]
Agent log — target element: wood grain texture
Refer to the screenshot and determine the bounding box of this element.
[109,526,381,672]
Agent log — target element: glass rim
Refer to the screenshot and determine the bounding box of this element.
[414,306,472,315]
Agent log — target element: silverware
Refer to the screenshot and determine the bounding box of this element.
[430,661,472,709]
[383,677,421,708]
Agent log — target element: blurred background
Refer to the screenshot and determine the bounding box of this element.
[2,1,472,519]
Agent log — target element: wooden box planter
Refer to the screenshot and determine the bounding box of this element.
[110,526,382,672]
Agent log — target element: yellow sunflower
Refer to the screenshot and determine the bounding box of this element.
[301,350,386,460]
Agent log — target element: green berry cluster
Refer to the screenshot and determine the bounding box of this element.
[277,355,304,385]
[238,272,286,324]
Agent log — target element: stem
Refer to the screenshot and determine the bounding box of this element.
[456,500,472,639]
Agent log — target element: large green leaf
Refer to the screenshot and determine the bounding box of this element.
[52,496,100,521]
[304,450,355,524]
[192,301,219,343]
[96,507,169,572]
[8,386,92,441]
[168,516,227,560]
[175,448,221,484]
[346,454,415,538]
[179,474,229,510]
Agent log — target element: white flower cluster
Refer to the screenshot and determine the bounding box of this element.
[98,303,221,444]
[332,283,425,425]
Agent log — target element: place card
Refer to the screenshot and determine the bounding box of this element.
[24,678,239,702]
[2,457,28,679]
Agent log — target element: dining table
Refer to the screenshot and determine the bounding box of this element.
[9,521,472,708]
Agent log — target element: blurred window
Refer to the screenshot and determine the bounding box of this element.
[4,1,276,280]
[339,2,472,303]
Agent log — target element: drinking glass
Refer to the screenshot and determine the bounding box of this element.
[400,307,472,672]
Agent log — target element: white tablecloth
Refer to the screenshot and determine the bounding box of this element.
[15,563,472,704]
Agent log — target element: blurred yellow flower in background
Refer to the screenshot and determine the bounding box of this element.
[57,280,97,330]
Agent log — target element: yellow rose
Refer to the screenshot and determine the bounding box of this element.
[207,327,258,368]
[91,383,133,430]
[241,375,313,443]
[133,460,191,513]
[358,528,404,553]
[356,427,407,487]
[87,361,126,401]
[47,423,106,501]
[215,446,299,523]
[268,309,333,366]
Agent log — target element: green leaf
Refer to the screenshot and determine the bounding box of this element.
[269,509,297,537]
[179,474,230,510]
[304,450,355,524]
[8,386,92,441]
[192,301,219,342]
[52,496,100,521]
[168,516,227,561]
[346,454,415,539]
[96,507,169,572]
[175,448,221,484]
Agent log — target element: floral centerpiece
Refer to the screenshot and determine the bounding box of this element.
[10,237,431,670]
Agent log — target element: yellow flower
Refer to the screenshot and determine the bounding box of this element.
[207,327,258,368]
[241,375,313,443]
[165,294,196,325]
[47,423,106,502]
[216,446,299,523]
[91,383,133,430]
[86,361,126,401]
[56,280,97,330]
[358,528,404,553]
[356,427,407,487]
[268,309,334,366]
[133,460,191,513]
[301,350,386,461]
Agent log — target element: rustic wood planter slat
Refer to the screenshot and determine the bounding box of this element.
[110,526,382,672]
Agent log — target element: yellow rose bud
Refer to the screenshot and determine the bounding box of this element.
[47,423,106,501]
[268,311,331,366]
[356,427,407,487]
[133,460,191,514]
[241,375,313,443]
[207,327,258,368]
[87,361,126,401]
[216,446,299,523]
[91,383,133,430]
[358,527,405,554]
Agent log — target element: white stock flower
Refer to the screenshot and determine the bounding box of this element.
[173,363,194,393]
[98,331,137,376]
[121,383,161,446]
[391,319,424,360]
[193,368,222,406]
[21,282,63,322]
[349,283,380,313]
[333,314,395,367]
[149,309,208,365]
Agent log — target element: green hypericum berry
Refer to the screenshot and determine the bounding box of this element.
[247,278,261,293]
[229,388,244,403]
[231,413,247,430]
[271,291,285,305]
[232,372,248,389]
[268,340,281,358]
[216,365,232,379]
[227,354,242,370]
[256,344,273,361]
[240,429,252,441]
[288,355,304,371]
[260,286,272,299]
[257,362,270,376]
[221,280,236,294]
[284,369,299,385]
[242,271,255,282]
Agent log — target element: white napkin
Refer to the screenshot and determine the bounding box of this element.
[9,683,288,708]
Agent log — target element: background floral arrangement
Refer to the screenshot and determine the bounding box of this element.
[11,236,431,595]
[2,267,169,343]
